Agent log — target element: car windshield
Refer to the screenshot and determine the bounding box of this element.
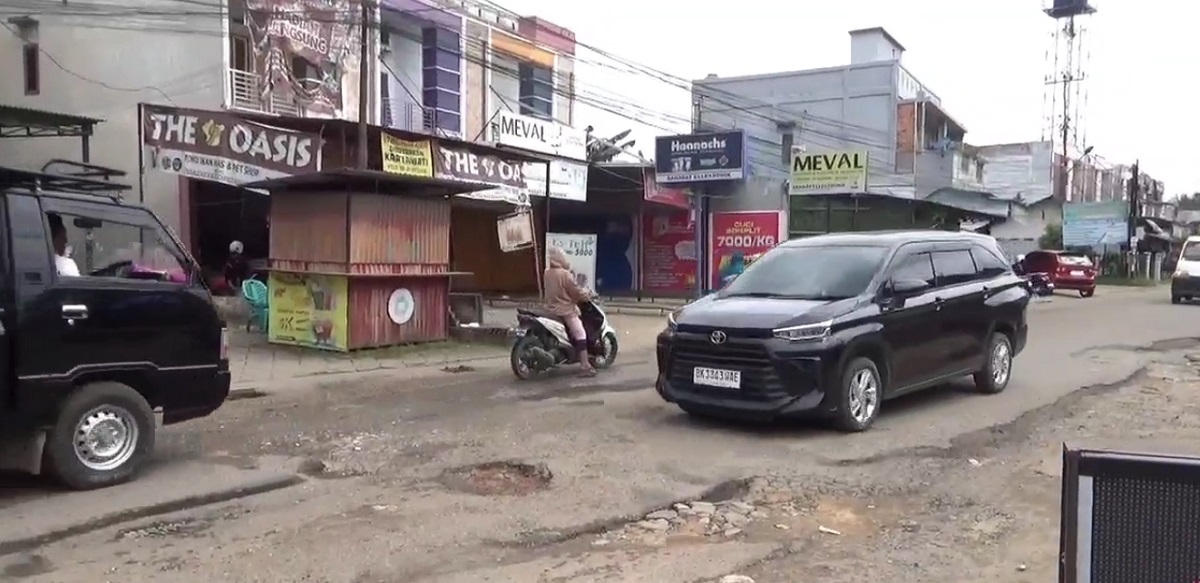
[1181,243,1200,261]
[721,245,887,300]
[1060,254,1093,266]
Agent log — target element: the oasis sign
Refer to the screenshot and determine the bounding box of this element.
[142,105,322,186]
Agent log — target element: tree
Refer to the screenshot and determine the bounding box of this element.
[1175,193,1200,210]
[1039,223,1062,250]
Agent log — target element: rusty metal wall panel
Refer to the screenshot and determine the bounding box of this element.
[349,195,450,266]
[347,264,447,275]
[347,277,448,348]
[270,192,348,264]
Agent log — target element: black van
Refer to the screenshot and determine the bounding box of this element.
[656,230,1029,432]
[0,161,230,489]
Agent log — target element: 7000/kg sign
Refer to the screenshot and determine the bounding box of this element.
[716,235,776,248]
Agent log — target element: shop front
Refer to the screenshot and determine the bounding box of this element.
[488,110,592,294]
[140,104,328,292]
[431,139,548,297]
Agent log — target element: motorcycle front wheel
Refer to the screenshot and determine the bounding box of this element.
[511,334,546,380]
[591,332,619,369]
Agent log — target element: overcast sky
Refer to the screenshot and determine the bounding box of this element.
[496,0,1197,195]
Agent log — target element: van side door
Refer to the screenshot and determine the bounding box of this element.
[929,247,988,374]
[879,246,943,391]
[18,198,221,418]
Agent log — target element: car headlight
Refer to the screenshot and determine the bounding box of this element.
[666,309,680,331]
[773,320,833,342]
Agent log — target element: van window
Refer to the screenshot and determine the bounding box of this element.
[1181,244,1200,261]
[46,211,187,282]
[931,250,977,286]
[970,246,1010,278]
[1060,254,1093,266]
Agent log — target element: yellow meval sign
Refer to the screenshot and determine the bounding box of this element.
[789,149,868,195]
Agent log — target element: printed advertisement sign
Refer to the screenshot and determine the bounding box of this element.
[789,148,868,195]
[549,160,588,201]
[435,144,539,204]
[380,134,432,177]
[496,210,534,252]
[642,168,691,210]
[268,272,348,351]
[245,0,361,118]
[489,110,588,160]
[546,232,598,291]
[1064,201,1129,249]
[641,211,697,292]
[654,130,746,183]
[709,211,784,289]
[142,105,321,186]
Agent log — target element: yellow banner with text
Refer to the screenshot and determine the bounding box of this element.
[381,134,433,177]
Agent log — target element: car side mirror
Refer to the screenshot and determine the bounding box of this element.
[890,278,930,297]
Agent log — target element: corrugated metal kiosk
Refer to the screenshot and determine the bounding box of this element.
[246,169,493,351]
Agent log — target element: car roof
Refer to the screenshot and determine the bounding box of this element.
[779,230,996,249]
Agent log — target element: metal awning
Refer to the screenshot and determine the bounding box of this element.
[0,105,100,138]
[243,168,498,197]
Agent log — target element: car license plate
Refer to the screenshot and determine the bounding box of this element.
[1071,270,1085,276]
[693,367,741,388]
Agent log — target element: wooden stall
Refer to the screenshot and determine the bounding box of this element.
[246,169,491,351]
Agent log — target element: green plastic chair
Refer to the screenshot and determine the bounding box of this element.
[241,279,269,333]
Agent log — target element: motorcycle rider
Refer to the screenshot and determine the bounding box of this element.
[544,246,596,377]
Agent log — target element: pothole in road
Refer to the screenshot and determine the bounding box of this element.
[439,461,552,496]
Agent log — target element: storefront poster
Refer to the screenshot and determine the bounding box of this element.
[546,232,598,291]
[788,148,868,195]
[709,211,784,289]
[640,211,696,293]
[142,104,321,186]
[549,160,588,201]
[380,134,432,177]
[642,169,691,209]
[267,272,349,351]
[497,210,535,252]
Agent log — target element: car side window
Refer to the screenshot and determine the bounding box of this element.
[890,253,935,286]
[43,206,188,283]
[931,250,978,287]
[970,246,1010,279]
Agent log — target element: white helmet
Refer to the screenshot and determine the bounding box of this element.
[229,240,244,254]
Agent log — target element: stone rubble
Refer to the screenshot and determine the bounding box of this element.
[597,498,772,545]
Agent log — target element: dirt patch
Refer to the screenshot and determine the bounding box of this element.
[442,365,476,373]
[116,517,213,540]
[439,461,553,496]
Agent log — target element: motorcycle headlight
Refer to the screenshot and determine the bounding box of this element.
[773,320,832,342]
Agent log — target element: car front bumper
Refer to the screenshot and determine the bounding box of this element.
[654,328,847,421]
[1172,276,1200,296]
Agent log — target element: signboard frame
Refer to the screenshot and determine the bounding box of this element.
[654,130,747,184]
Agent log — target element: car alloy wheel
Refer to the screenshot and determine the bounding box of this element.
[990,340,1011,387]
[848,368,879,425]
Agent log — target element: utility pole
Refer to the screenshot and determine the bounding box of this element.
[356,0,372,169]
[1127,161,1140,250]
[692,96,706,298]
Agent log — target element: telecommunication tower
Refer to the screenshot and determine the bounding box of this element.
[1042,0,1096,200]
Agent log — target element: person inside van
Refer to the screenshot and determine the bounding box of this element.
[48,214,80,277]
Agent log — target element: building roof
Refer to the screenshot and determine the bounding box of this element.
[848,27,906,51]
[782,229,993,248]
[0,105,100,138]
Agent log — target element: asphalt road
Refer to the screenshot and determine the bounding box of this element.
[2,285,1195,583]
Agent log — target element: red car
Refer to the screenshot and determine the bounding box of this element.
[1022,250,1097,297]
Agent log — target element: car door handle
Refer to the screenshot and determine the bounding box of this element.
[933,297,945,310]
[62,304,88,322]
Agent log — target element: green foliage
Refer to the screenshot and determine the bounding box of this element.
[1039,223,1063,250]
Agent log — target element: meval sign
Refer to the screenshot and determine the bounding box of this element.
[654,130,746,184]
[789,148,868,195]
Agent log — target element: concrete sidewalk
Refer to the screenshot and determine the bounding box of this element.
[228,312,668,390]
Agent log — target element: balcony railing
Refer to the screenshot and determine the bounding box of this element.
[381,96,461,139]
[228,69,302,117]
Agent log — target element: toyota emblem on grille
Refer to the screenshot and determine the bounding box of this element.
[710,330,727,344]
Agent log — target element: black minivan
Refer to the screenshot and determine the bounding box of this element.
[656,230,1029,432]
[0,162,230,489]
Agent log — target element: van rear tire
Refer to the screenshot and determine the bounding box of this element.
[45,382,156,490]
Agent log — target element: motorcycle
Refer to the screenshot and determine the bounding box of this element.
[509,299,619,380]
[1013,255,1054,297]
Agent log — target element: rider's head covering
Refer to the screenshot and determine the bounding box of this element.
[547,246,571,270]
[229,240,244,254]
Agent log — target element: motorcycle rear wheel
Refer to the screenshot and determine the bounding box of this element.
[511,335,547,380]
